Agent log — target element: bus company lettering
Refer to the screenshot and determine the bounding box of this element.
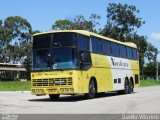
[111,58,128,67]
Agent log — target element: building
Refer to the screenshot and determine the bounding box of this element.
[0,63,26,81]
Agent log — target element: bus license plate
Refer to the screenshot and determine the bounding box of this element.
[32,89,44,94]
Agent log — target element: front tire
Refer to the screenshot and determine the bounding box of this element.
[85,80,96,99]
[49,94,60,101]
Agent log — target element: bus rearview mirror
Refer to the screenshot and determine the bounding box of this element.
[80,52,85,62]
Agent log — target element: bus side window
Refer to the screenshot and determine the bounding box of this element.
[133,49,138,60]
[126,47,133,59]
[78,35,90,51]
[120,45,127,58]
[117,44,120,57]
[111,42,119,57]
[102,40,111,55]
[91,37,102,54]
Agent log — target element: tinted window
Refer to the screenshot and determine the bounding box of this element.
[120,45,127,58]
[33,48,79,70]
[127,47,133,59]
[33,34,51,49]
[53,33,76,47]
[133,49,138,60]
[78,35,90,51]
[91,37,102,53]
[33,49,51,70]
[102,40,111,55]
[111,42,119,57]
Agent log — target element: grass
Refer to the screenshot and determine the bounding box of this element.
[140,79,160,87]
[0,79,160,91]
[0,81,31,91]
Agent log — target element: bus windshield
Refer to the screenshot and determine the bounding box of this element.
[33,32,76,49]
[32,33,79,71]
[33,48,79,71]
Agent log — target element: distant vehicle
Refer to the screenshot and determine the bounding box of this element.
[31,30,140,100]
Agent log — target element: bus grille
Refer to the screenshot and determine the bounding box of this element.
[32,77,73,87]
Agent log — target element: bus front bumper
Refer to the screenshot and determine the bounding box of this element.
[31,87,75,95]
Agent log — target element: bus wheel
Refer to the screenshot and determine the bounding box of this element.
[124,79,129,94]
[49,94,60,101]
[128,80,134,93]
[85,80,96,99]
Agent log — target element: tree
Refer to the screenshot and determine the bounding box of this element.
[52,20,73,30]
[52,14,100,32]
[145,43,158,62]
[0,16,32,63]
[0,19,13,62]
[101,3,145,41]
[0,16,33,80]
[143,62,160,79]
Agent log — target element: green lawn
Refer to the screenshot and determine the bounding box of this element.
[0,80,160,91]
[140,79,160,87]
[0,81,31,91]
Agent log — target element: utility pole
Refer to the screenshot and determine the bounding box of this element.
[156,51,160,81]
[156,60,159,81]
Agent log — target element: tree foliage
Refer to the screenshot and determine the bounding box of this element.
[52,20,73,30]
[145,43,158,62]
[101,3,145,41]
[52,14,100,32]
[143,62,160,79]
[0,16,32,63]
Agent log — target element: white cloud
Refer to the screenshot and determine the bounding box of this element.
[151,32,160,41]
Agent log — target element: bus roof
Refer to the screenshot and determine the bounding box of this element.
[33,30,137,48]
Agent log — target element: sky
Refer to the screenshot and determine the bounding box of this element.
[0,0,160,59]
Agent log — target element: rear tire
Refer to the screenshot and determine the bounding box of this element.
[124,79,129,94]
[85,79,96,99]
[49,94,60,101]
[128,80,134,93]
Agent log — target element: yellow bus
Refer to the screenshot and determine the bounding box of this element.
[31,30,140,100]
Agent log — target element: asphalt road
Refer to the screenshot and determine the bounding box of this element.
[0,86,160,114]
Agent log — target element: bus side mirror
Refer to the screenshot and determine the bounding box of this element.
[79,51,91,70]
[80,52,85,63]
